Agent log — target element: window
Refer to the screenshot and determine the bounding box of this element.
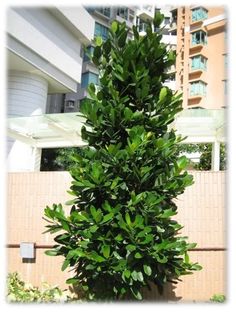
[138,19,148,32]
[189,81,207,96]
[117,7,134,23]
[83,46,94,62]
[191,55,207,70]
[117,7,128,20]
[128,9,135,23]
[192,7,208,22]
[96,7,111,17]
[191,30,207,45]
[81,72,99,88]
[94,22,109,40]
[164,17,170,25]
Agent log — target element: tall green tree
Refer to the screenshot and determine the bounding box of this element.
[44,14,201,301]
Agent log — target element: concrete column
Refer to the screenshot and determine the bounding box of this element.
[7,71,48,172]
[211,141,220,171]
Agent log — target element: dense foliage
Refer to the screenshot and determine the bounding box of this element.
[210,294,226,303]
[7,272,73,303]
[40,144,227,172]
[44,14,201,301]
[41,147,82,171]
[177,143,226,170]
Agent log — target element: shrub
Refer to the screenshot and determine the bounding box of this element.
[210,294,226,303]
[6,272,72,303]
[44,13,202,301]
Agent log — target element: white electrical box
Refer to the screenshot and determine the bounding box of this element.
[20,242,35,259]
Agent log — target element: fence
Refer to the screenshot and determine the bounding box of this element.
[6,171,226,301]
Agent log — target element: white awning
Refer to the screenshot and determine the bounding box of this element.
[7,109,226,149]
[172,108,226,143]
[7,112,89,148]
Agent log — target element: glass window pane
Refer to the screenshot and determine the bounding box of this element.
[190,81,207,96]
[83,46,94,62]
[81,72,99,88]
[192,31,207,45]
[192,7,208,22]
[191,55,207,70]
[94,22,108,40]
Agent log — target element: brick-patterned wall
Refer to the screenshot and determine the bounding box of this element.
[6,171,226,301]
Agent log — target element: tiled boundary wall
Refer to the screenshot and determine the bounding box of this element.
[6,171,226,302]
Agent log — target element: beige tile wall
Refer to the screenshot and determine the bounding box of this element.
[6,171,226,301]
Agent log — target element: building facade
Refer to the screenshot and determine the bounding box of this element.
[6,7,95,171]
[7,6,226,172]
[170,6,227,109]
[48,5,177,113]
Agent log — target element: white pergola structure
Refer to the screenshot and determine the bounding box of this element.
[7,109,225,172]
[172,109,225,171]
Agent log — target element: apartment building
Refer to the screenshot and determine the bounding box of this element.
[6,7,94,171]
[47,5,177,113]
[170,6,227,109]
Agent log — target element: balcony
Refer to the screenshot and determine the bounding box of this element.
[189,55,207,77]
[188,96,202,106]
[190,7,208,25]
[138,22,148,35]
[189,44,204,54]
[189,69,203,79]
[88,7,111,20]
[189,80,207,101]
[136,5,155,20]
[112,7,136,29]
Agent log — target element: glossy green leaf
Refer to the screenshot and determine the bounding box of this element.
[111,21,118,33]
[143,265,152,276]
[102,212,114,223]
[160,209,177,218]
[134,252,142,259]
[96,36,103,46]
[102,245,110,259]
[131,288,142,300]
[118,31,127,48]
[61,259,70,271]
[66,278,79,285]
[184,252,190,264]
[45,250,58,256]
[124,270,131,278]
[159,87,167,102]
[125,212,131,226]
[126,244,136,252]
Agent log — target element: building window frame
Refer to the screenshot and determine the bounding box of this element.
[191,7,208,22]
[81,72,99,88]
[96,7,111,18]
[191,30,207,46]
[117,7,128,20]
[83,46,94,62]
[94,22,109,40]
[191,55,207,71]
[117,7,135,23]
[189,80,207,96]
[138,18,148,32]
